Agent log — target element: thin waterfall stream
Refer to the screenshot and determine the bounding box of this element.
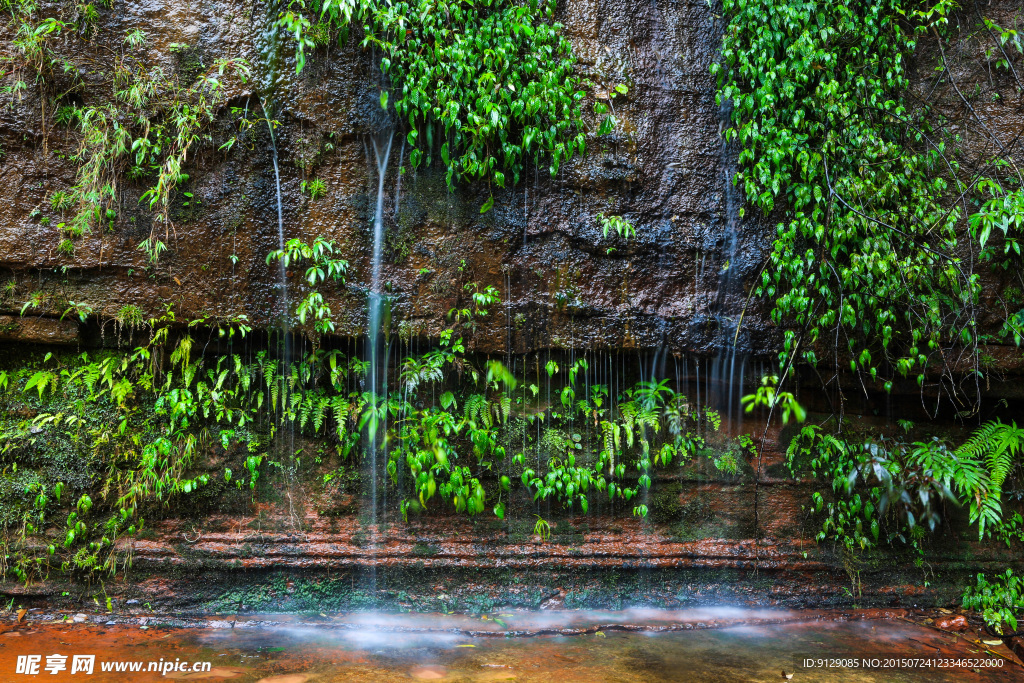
[365,129,394,591]
[2,1,1017,673]
[264,100,288,326]
[709,104,746,431]
[263,98,300,529]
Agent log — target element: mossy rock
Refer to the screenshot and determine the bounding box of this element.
[648,482,683,525]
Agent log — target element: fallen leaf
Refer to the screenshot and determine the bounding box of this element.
[16,609,26,623]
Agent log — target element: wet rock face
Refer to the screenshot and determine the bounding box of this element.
[0,0,774,357]
[0,315,77,344]
[3,1,1024,616]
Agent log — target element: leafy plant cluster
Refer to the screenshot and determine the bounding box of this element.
[786,420,1024,555]
[3,2,249,261]
[0,311,258,582]
[596,213,635,240]
[717,0,1024,631]
[265,240,729,522]
[389,354,721,521]
[962,569,1023,635]
[713,0,990,395]
[267,237,350,333]
[364,0,586,191]
[1,236,741,582]
[73,53,248,258]
[971,183,1024,346]
[279,0,595,203]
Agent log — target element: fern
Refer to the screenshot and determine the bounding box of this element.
[298,394,313,431]
[599,420,620,474]
[269,376,281,412]
[313,395,330,434]
[24,370,57,399]
[464,394,491,429]
[954,420,1024,539]
[331,395,350,440]
[619,402,637,449]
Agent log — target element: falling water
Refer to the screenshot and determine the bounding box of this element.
[261,99,302,533]
[708,102,747,431]
[367,130,394,375]
[365,129,394,595]
[264,101,288,323]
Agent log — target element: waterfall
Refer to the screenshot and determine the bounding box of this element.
[264,100,288,325]
[709,103,747,431]
[262,99,300,530]
[367,130,394,380]
[365,129,394,595]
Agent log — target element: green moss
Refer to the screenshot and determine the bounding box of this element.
[169,43,205,83]
[648,482,683,525]
[0,470,37,528]
[668,493,716,541]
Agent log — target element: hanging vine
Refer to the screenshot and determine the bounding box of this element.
[278,0,591,205]
[713,0,996,409]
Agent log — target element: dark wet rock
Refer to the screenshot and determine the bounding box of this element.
[1010,636,1024,661]
[0,315,78,344]
[0,0,780,360]
[1,0,1023,618]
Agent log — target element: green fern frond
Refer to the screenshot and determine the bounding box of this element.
[955,420,1024,540]
[331,395,350,440]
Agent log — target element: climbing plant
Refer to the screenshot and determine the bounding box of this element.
[364,0,586,191]
[971,183,1024,347]
[713,0,986,399]
[267,237,350,334]
[279,0,589,199]
[786,419,1024,553]
[2,1,250,260]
